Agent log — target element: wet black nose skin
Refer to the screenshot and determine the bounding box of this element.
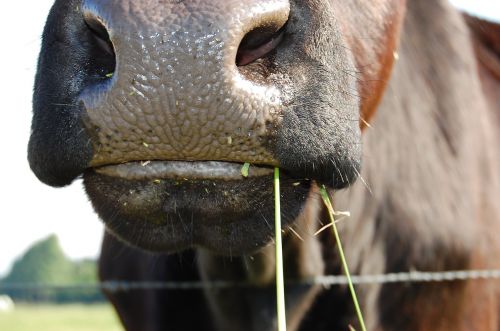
[29,0,290,187]
[29,0,97,187]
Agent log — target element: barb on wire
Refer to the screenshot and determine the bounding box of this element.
[1,269,500,292]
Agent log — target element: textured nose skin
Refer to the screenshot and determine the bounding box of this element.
[80,0,290,166]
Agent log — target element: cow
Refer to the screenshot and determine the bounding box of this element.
[28,0,500,330]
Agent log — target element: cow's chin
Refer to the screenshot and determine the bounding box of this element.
[83,161,311,256]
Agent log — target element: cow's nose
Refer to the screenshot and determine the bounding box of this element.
[79,0,290,167]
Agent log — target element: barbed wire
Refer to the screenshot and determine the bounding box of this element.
[2,269,500,292]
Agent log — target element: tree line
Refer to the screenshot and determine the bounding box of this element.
[0,235,105,303]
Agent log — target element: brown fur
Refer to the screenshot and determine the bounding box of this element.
[334,0,408,128]
[331,1,500,329]
[465,14,500,127]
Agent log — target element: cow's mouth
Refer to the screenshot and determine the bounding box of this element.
[94,160,275,181]
[83,160,311,255]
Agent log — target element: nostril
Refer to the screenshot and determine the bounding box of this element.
[236,23,287,67]
[83,13,116,79]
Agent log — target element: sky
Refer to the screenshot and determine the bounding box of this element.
[0,0,498,277]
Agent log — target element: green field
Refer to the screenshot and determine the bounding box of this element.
[0,304,122,331]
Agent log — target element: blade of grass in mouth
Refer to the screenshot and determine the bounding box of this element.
[320,185,367,331]
[274,168,287,331]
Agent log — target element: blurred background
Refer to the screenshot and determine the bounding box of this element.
[0,0,497,330]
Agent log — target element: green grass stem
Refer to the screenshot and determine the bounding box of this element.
[241,162,250,177]
[320,185,367,331]
[274,168,287,331]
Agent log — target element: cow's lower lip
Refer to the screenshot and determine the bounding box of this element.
[83,167,311,255]
[94,160,275,180]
